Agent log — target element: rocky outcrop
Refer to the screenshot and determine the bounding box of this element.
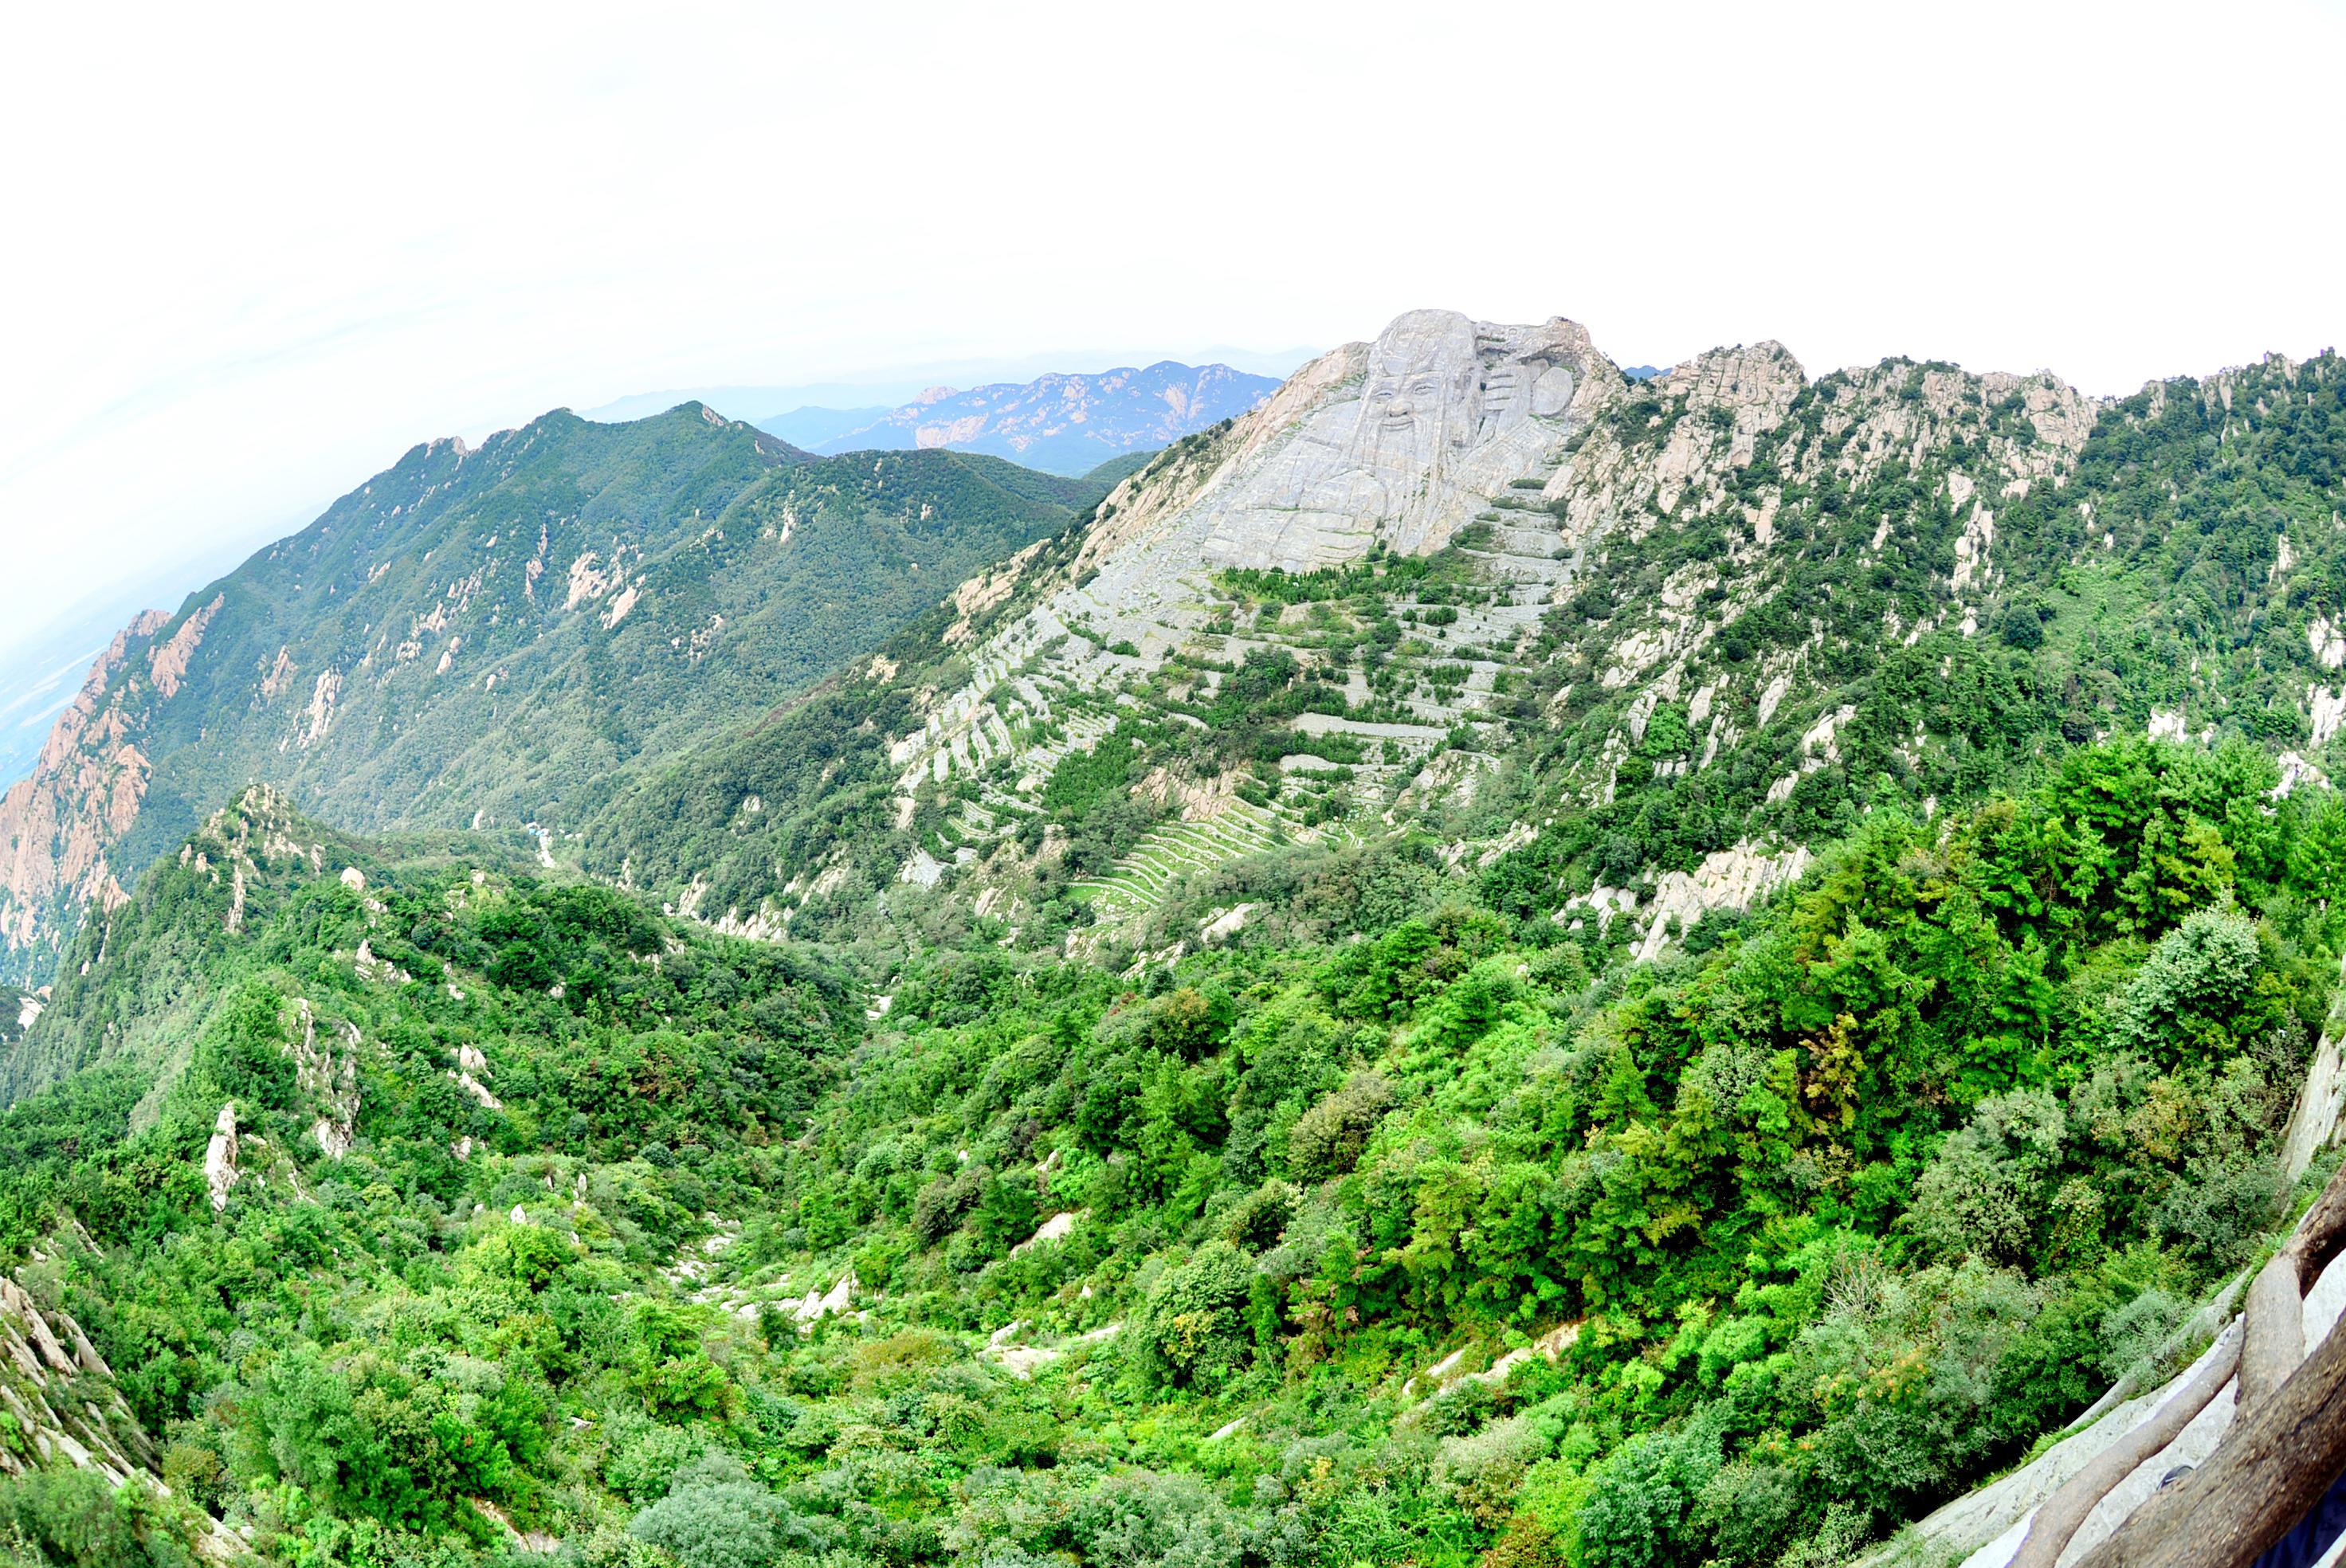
[0,1259,244,1558]
[1630,840,1813,962]
[1191,312,1614,569]
[0,1274,150,1481]
[291,1002,360,1160]
[764,308,2132,947]
[449,1043,500,1111]
[204,1103,239,1211]
[877,310,1615,821]
[0,986,39,1047]
[146,595,222,700]
[0,613,168,984]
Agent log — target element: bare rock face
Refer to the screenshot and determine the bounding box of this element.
[290,1002,360,1160]
[204,1103,239,1212]
[0,612,171,982]
[873,310,1617,817]
[449,1042,500,1111]
[1193,310,1613,570]
[1630,840,1812,962]
[0,1273,150,1481]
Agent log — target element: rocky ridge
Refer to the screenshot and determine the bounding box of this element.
[623,306,2202,966]
[0,1227,237,1556]
[0,408,1108,988]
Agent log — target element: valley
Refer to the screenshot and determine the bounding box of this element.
[0,309,2340,1568]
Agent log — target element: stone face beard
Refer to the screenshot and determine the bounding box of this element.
[1478,362,1528,442]
[1332,323,1483,537]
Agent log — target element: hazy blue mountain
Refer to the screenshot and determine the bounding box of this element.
[787,362,1280,475]
[580,382,932,426]
[751,405,893,448]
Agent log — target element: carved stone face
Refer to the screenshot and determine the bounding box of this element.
[1350,311,1481,475]
[1191,309,1595,571]
[1478,361,1530,441]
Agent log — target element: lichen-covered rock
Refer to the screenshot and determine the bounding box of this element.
[203,1103,239,1213]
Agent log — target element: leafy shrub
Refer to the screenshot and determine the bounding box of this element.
[601,1412,701,1505]
[629,1452,797,1568]
[1069,1469,1253,1568]
[1219,1180,1295,1251]
[1576,1421,1721,1568]
[1434,1410,1549,1524]
[1133,1241,1257,1390]
[0,1466,194,1567]
[1691,1460,1803,1566]
[1286,1073,1394,1182]
[2106,907,2266,1067]
[2151,1156,2283,1268]
[1907,1089,2068,1262]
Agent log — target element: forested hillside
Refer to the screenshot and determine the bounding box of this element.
[0,406,1109,991]
[583,328,2346,982]
[0,743,2334,1566]
[0,312,2340,1568]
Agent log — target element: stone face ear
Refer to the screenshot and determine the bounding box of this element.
[1532,365,1576,416]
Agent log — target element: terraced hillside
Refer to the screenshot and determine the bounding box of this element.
[0,307,2340,1568]
[594,313,2346,976]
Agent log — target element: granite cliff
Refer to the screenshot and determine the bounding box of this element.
[601,305,2312,968]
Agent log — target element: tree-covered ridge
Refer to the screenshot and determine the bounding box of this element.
[560,350,2346,993]
[0,739,2332,1566]
[1461,351,2346,938]
[0,406,1111,989]
[0,787,862,1563]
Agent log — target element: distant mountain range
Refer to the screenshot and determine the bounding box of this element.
[583,361,1286,476]
[759,362,1281,475]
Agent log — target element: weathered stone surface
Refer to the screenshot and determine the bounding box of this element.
[204,1103,240,1212]
[1632,840,1811,962]
[1191,311,1611,570]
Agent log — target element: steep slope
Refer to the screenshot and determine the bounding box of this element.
[0,308,2342,1568]
[790,361,1280,474]
[591,312,2346,979]
[0,406,1108,986]
[0,786,861,1558]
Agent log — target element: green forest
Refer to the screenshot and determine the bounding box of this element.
[0,733,2335,1566]
[0,351,2340,1567]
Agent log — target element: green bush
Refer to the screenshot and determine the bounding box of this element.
[1134,1241,1258,1390]
[1286,1073,1394,1182]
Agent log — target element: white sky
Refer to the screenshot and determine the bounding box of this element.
[3,0,2343,668]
